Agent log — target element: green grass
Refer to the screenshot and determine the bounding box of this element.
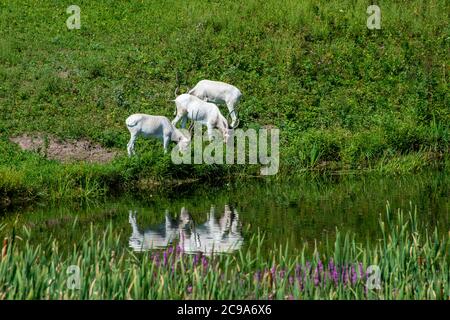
[0,0,449,204]
[0,204,448,299]
[0,136,237,207]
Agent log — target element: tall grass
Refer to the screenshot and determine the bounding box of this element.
[0,205,448,299]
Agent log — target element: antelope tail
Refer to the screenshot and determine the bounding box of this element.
[174,71,180,98]
[126,115,141,127]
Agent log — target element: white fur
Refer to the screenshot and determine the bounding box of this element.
[126,114,190,155]
[172,94,230,142]
[188,80,242,127]
[128,206,243,255]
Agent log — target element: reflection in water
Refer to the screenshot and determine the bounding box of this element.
[129,205,244,255]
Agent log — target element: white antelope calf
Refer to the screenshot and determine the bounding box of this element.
[172,94,231,142]
[188,80,242,128]
[126,114,190,156]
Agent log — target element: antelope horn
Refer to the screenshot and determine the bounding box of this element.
[188,121,194,136]
[226,110,240,129]
[231,118,240,129]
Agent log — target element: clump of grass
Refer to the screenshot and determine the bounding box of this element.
[0,204,448,299]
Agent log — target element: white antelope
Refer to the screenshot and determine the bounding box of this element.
[126,114,191,156]
[128,205,243,255]
[188,80,242,128]
[172,94,231,142]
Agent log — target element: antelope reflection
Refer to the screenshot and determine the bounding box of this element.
[129,205,243,255]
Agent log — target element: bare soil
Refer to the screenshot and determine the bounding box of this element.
[10,134,118,164]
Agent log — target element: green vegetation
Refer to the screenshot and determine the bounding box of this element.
[1,0,449,205]
[1,171,448,260]
[0,205,448,299]
[0,136,233,207]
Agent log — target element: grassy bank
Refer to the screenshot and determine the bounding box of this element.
[0,136,237,208]
[0,205,448,299]
[1,0,449,205]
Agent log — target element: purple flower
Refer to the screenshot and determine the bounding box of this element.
[328,259,338,286]
[359,262,365,279]
[193,254,198,267]
[295,264,301,278]
[332,267,339,286]
[153,255,160,267]
[271,265,276,276]
[328,259,335,272]
[289,276,294,285]
[254,270,262,282]
[318,259,324,274]
[163,251,168,266]
[342,266,348,286]
[313,266,320,286]
[201,256,208,269]
[299,278,304,291]
[351,265,357,285]
[187,285,193,294]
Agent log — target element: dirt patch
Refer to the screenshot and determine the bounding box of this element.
[10,134,118,164]
[57,70,70,79]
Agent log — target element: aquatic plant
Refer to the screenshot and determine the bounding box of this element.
[0,205,448,299]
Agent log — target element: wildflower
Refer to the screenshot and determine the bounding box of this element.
[270,265,276,276]
[254,270,262,282]
[163,251,168,266]
[358,262,365,279]
[153,254,160,267]
[318,259,324,274]
[193,254,198,267]
[343,265,348,286]
[295,264,301,278]
[328,259,335,271]
[201,256,208,269]
[313,266,320,287]
[351,264,357,285]
[331,266,339,286]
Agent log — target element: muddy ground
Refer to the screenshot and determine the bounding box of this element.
[10,134,118,163]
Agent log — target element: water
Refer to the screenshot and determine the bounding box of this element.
[1,171,449,256]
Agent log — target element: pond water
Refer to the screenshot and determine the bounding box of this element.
[1,171,449,256]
